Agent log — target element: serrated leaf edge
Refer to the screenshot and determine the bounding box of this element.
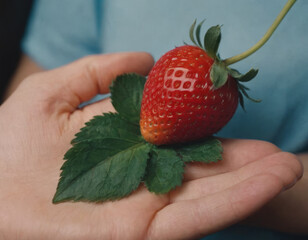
[144,147,185,194]
[175,138,223,163]
[53,141,149,203]
[109,73,146,125]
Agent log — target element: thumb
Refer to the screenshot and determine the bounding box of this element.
[20,52,154,112]
[53,52,154,109]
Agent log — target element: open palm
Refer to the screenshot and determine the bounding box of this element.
[0,53,302,240]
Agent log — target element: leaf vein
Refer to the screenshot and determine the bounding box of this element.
[57,142,146,200]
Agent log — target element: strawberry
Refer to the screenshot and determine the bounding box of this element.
[140,21,259,145]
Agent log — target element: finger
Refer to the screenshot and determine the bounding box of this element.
[171,151,302,202]
[183,139,281,181]
[21,52,154,112]
[59,52,154,107]
[147,174,289,240]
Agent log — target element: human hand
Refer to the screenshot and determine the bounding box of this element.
[0,52,302,240]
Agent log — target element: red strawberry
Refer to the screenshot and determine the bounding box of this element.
[140,21,259,145]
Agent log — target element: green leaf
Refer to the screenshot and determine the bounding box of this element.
[227,68,258,84]
[189,19,198,46]
[210,62,229,89]
[227,68,242,79]
[238,91,245,111]
[53,140,151,203]
[144,147,184,194]
[237,82,261,111]
[72,113,141,144]
[238,68,258,82]
[238,82,250,91]
[53,113,151,203]
[195,19,206,48]
[176,138,223,163]
[110,73,146,124]
[204,25,221,59]
[238,83,261,103]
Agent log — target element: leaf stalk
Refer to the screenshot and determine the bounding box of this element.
[223,0,296,66]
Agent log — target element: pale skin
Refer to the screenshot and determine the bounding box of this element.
[0,52,305,239]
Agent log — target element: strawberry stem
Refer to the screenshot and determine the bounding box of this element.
[223,0,296,66]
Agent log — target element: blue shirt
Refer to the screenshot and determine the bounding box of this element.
[22,0,308,239]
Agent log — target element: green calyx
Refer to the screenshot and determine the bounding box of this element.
[189,19,221,59]
[189,20,260,110]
